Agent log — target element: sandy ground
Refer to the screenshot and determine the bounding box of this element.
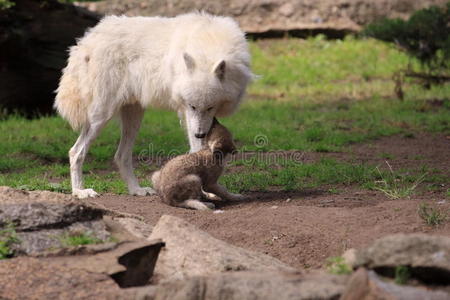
[90,133,450,270]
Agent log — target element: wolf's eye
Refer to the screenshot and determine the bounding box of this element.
[207,107,213,111]
[190,105,196,110]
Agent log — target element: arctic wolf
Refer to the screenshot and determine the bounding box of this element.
[151,118,244,210]
[54,13,252,199]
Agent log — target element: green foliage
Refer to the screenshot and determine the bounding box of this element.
[363,3,450,74]
[0,223,19,259]
[326,256,352,275]
[418,203,447,226]
[373,161,427,199]
[394,265,411,285]
[59,232,103,247]
[221,158,379,193]
[0,0,14,10]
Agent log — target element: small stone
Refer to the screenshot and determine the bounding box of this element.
[286,198,291,202]
[342,248,357,268]
[213,210,225,214]
[271,205,278,209]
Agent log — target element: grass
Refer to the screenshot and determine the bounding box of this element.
[0,223,19,259]
[394,266,411,285]
[325,256,352,275]
[221,157,382,193]
[0,37,449,193]
[418,203,447,226]
[59,232,104,247]
[373,161,427,199]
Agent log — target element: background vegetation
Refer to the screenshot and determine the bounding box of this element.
[0,36,449,194]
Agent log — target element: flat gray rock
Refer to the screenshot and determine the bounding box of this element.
[136,271,347,300]
[355,234,450,284]
[148,215,295,281]
[341,268,450,300]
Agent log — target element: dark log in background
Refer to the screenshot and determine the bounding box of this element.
[0,0,98,117]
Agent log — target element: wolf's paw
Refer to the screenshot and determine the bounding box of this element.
[228,193,247,201]
[130,187,156,196]
[73,188,99,199]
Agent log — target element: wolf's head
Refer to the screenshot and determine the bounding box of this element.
[173,52,250,148]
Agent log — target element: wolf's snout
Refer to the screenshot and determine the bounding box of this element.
[195,133,206,139]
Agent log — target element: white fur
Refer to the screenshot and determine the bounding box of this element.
[54,12,252,198]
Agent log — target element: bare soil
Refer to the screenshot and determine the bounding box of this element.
[90,133,450,270]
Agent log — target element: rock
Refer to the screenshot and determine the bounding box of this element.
[113,216,153,239]
[0,0,99,117]
[354,234,450,284]
[77,0,448,35]
[341,268,450,300]
[0,187,111,255]
[0,256,132,299]
[342,248,357,268]
[0,240,165,298]
[15,219,110,255]
[136,271,346,300]
[51,239,165,288]
[147,215,295,281]
[0,187,156,257]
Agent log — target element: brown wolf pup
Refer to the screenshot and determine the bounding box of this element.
[151,118,245,210]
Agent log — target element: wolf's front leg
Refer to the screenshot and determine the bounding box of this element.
[115,104,156,196]
[205,183,246,201]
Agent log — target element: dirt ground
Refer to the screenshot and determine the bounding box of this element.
[90,133,450,270]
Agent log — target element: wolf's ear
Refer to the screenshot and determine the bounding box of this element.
[213,60,226,80]
[183,53,195,72]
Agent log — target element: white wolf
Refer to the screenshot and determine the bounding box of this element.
[54,13,252,199]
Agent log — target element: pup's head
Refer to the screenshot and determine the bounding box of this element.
[206,118,237,158]
[173,52,250,140]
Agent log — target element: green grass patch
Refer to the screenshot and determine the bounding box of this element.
[325,256,352,275]
[372,162,427,199]
[222,158,381,193]
[59,232,104,247]
[0,223,19,259]
[394,266,411,285]
[418,203,447,226]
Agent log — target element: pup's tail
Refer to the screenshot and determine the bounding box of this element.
[151,170,161,191]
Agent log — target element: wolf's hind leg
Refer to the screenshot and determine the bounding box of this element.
[70,119,108,199]
[115,103,155,196]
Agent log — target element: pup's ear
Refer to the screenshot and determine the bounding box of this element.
[183,53,195,72]
[213,60,226,80]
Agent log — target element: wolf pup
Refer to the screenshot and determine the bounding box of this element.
[151,118,245,210]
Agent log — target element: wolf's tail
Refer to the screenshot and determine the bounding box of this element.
[54,46,90,131]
